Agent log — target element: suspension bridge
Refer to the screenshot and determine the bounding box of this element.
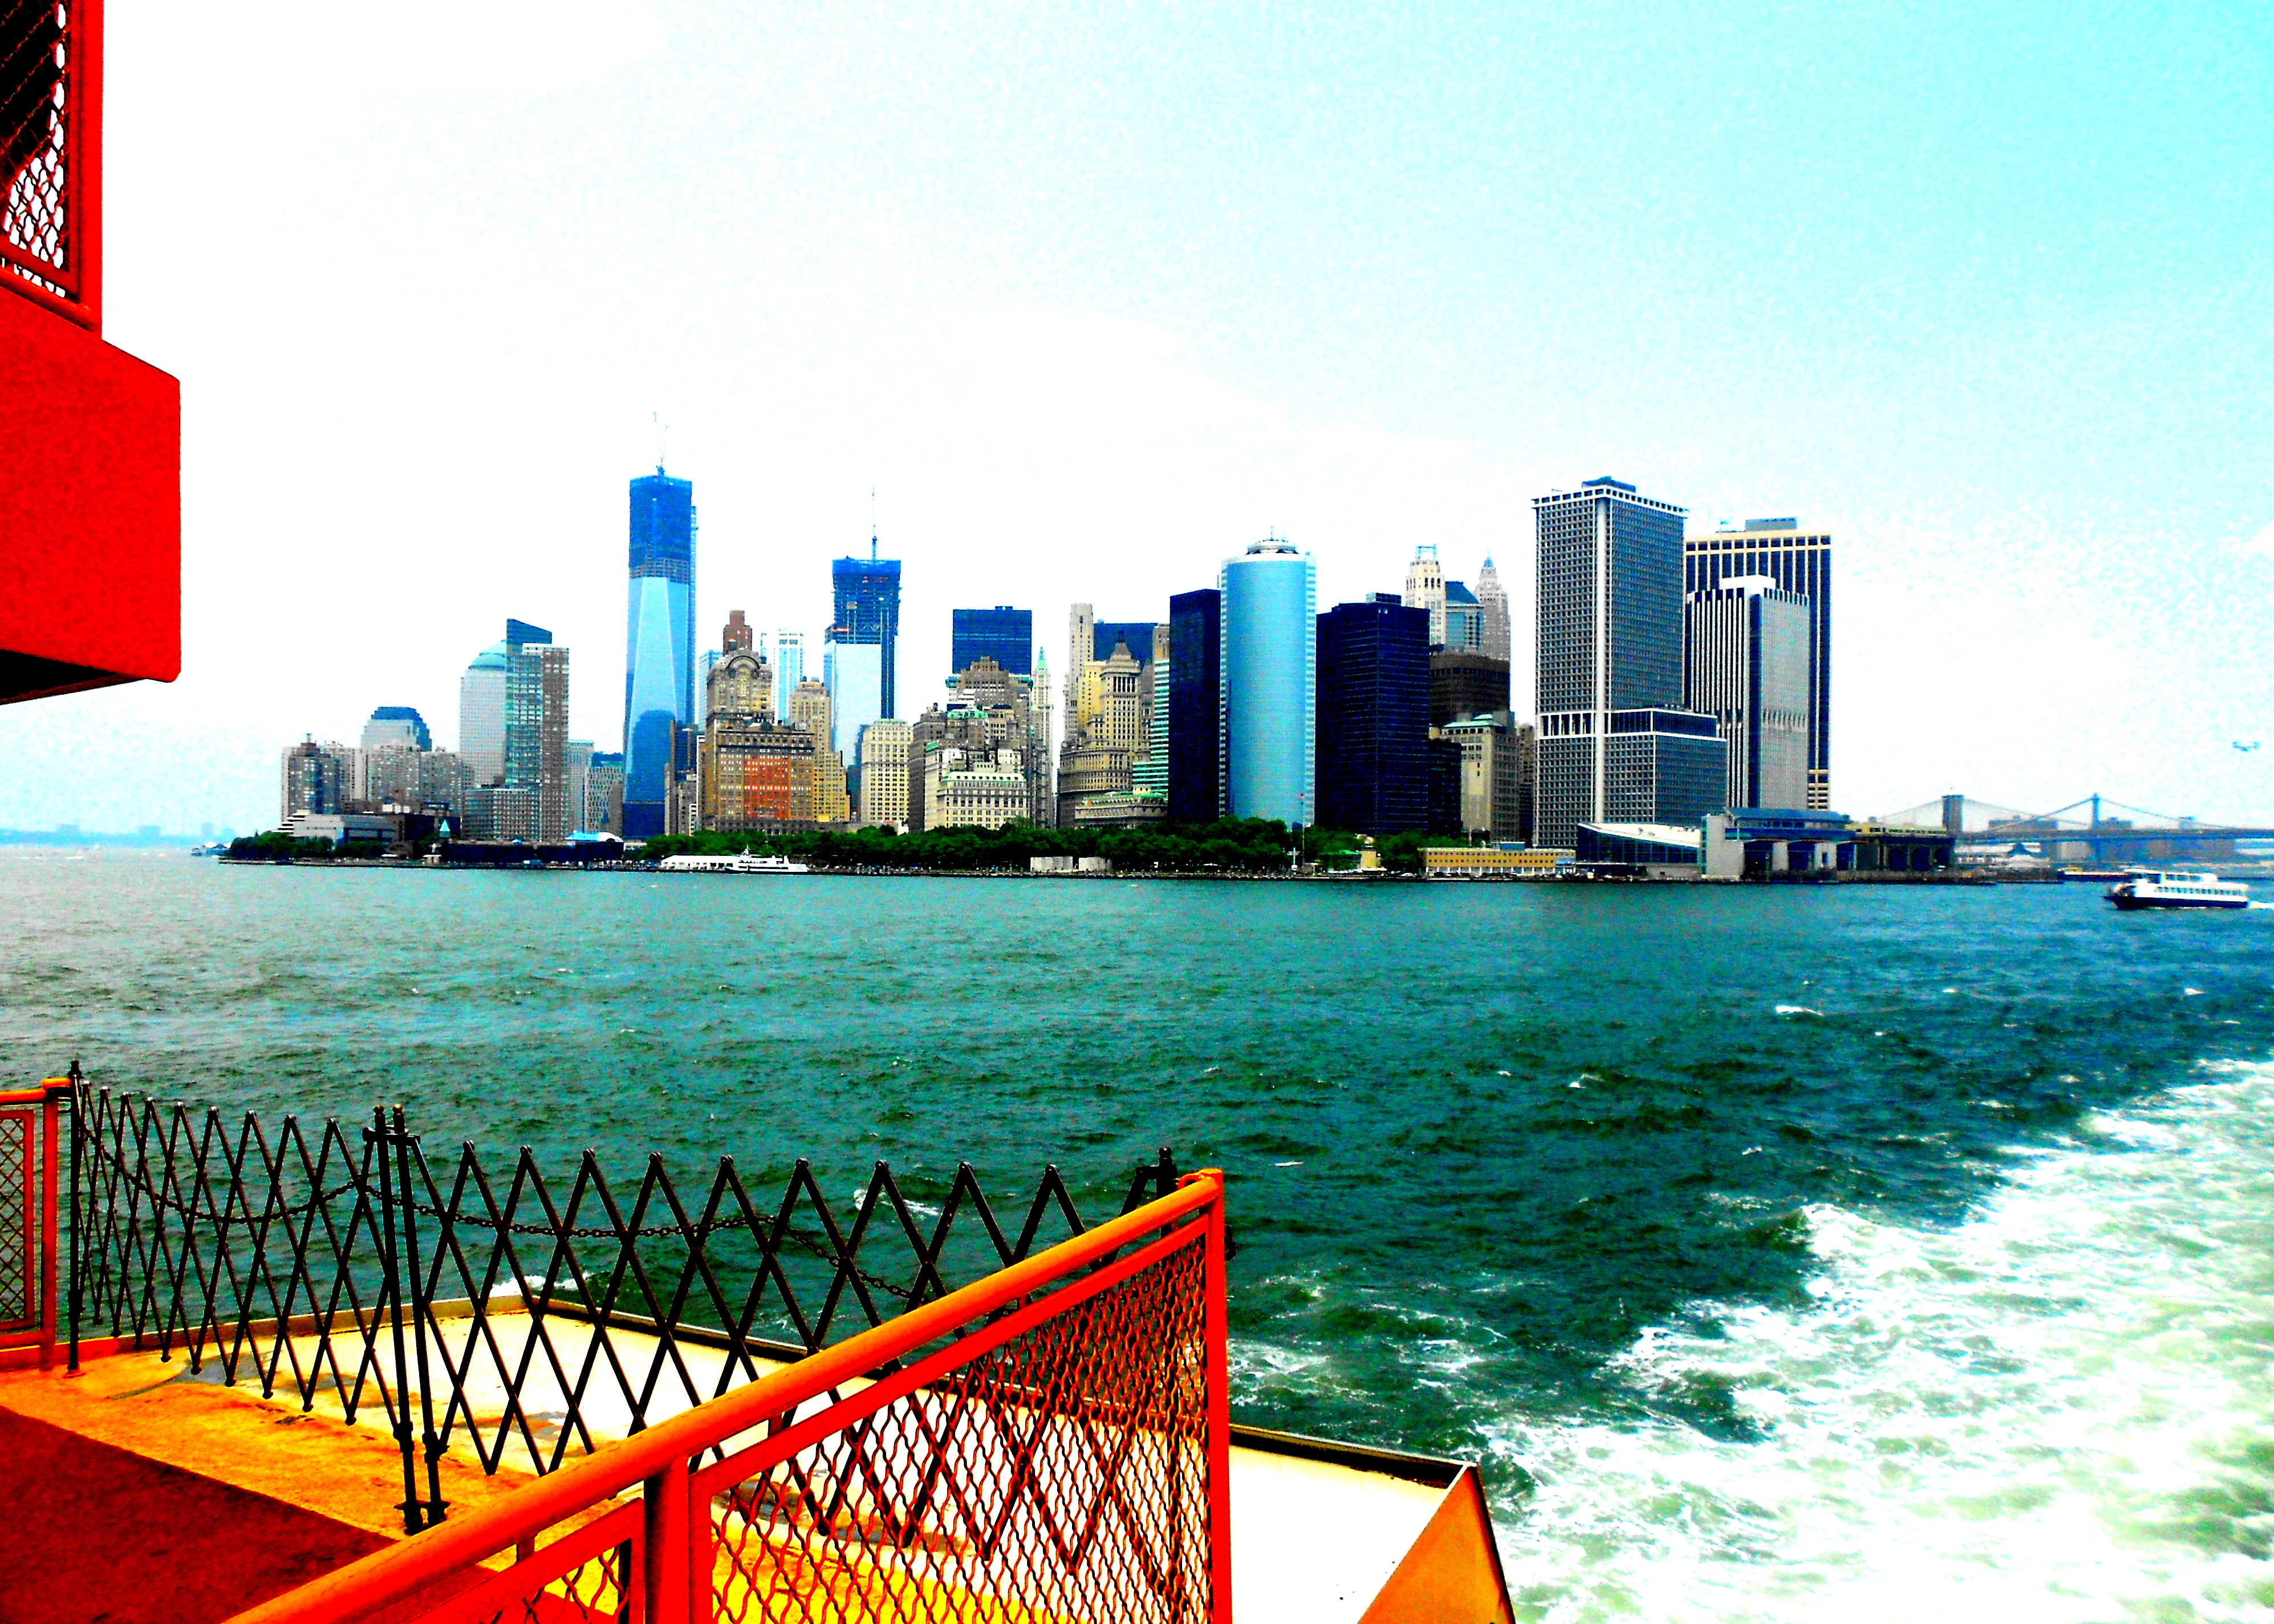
[1882,794,2274,863]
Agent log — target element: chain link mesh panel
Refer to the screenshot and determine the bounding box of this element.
[705,1233,1212,1624]
[0,1108,30,1327]
[1,0,76,297]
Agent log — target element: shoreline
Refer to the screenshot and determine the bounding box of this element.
[210,856,2052,886]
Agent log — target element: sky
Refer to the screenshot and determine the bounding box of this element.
[7,0,2272,831]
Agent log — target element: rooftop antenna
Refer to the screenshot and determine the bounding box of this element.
[653,411,667,475]
[870,488,878,561]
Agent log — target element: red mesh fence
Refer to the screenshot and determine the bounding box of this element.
[0,0,91,315]
[700,1228,1211,1624]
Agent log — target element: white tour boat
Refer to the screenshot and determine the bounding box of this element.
[2104,871,2249,911]
[656,852,810,875]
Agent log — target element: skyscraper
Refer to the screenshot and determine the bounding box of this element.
[1475,557,1511,663]
[458,640,509,784]
[1219,539,1316,826]
[771,629,806,701]
[856,718,915,827]
[1685,575,1811,810]
[1403,545,1447,649]
[1684,518,1833,810]
[504,622,571,842]
[1133,625,1170,798]
[1315,596,1430,834]
[1534,477,1727,848]
[623,469,696,838]
[279,737,351,824]
[830,534,902,723]
[1167,589,1221,824]
[823,639,883,764]
[1443,580,1484,651]
[951,606,1033,677]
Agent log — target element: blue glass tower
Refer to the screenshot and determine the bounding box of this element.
[1217,540,1316,826]
[830,538,902,727]
[623,469,695,838]
[951,606,1031,676]
[1315,598,1430,834]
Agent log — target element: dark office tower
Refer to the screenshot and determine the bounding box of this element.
[1167,589,1221,822]
[1535,477,1727,848]
[623,469,696,839]
[830,536,902,732]
[1684,518,1833,810]
[952,606,1032,676]
[1315,599,1430,834]
[1428,651,1511,727]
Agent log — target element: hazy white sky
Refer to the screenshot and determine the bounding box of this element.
[7,1,2271,830]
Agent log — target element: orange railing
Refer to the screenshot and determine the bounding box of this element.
[229,1168,1232,1624]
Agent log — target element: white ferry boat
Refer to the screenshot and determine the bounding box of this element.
[656,852,810,875]
[2105,871,2249,911]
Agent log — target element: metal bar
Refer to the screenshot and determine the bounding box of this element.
[39,1082,59,1364]
[75,0,100,328]
[392,1107,448,1526]
[67,1068,82,1371]
[1197,1167,1233,1624]
[368,1108,421,1533]
[640,1454,690,1624]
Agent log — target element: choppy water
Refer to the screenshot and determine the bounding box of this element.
[5,852,2271,1620]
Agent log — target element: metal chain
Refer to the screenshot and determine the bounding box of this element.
[83,1149,923,1299]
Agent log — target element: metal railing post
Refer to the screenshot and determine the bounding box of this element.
[66,1063,82,1373]
[391,1106,448,1526]
[38,1079,60,1367]
[368,1108,424,1533]
[642,1453,693,1624]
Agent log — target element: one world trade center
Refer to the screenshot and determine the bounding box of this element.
[622,468,695,838]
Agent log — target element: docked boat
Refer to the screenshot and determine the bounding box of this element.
[657,852,810,874]
[2105,871,2249,911]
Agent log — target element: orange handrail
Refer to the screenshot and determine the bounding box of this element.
[229,1167,1227,1624]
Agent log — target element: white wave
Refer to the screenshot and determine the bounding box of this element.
[1481,1061,2274,1623]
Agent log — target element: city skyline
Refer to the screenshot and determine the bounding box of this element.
[2,6,2268,831]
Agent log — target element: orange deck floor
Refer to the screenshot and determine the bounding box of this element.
[0,1353,535,1623]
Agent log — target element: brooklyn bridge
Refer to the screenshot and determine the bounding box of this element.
[1883,794,2274,865]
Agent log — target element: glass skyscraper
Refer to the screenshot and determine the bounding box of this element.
[623,469,696,838]
[1534,477,1727,848]
[771,629,806,704]
[1218,541,1316,826]
[1315,596,1430,834]
[951,606,1032,676]
[830,542,902,722]
[1167,589,1221,824]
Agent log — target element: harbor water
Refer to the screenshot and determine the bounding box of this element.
[3,852,2269,1621]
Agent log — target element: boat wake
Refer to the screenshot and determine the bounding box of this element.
[1483,1059,2274,1623]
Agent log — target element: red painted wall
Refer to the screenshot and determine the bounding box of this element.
[0,289,180,695]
